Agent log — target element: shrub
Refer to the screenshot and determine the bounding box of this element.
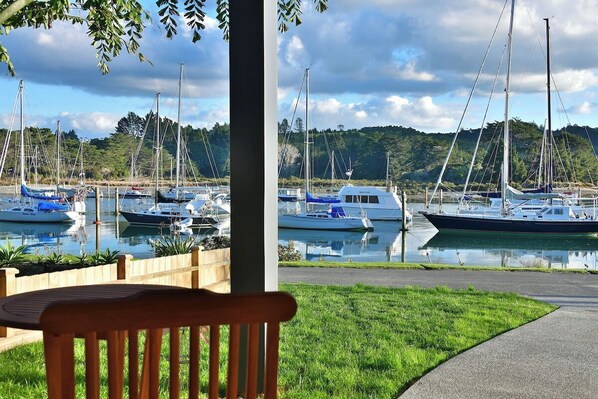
[278,241,302,261]
[199,235,231,250]
[0,240,28,266]
[99,248,120,264]
[150,235,198,257]
[41,252,64,265]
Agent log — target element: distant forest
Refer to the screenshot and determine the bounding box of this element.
[1,111,598,190]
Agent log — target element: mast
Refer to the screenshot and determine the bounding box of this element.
[331,150,335,182]
[502,0,516,213]
[56,120,60,193]
[175,63,183,189]
[155,92,161,204]
[19,80,24,186]
[305,68,310,210]
[385,152,392,193]
[544,17,553,192]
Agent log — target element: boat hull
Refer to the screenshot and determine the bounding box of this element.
[278,214,373,231]
[0,210,79,223]
[120,210,218,227]
[421,211,598,236]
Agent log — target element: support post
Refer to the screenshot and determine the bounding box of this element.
[117,254,132,281]
[0,268,19,337]
[191,246,201,289]
[229,0,277,394]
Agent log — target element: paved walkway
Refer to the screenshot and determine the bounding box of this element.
[280,268,598,398]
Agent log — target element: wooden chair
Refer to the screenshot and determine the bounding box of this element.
[40,288,298,399]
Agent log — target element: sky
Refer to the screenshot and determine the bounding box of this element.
[1,0,598,139]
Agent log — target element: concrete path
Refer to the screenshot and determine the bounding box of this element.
[280,268,598,398]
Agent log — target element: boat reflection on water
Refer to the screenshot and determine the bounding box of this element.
[279,221,407,262]
[118,223,222,245]
[420,232,598,269]
[0,219,87,254]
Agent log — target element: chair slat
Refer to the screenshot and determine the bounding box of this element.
[107,330,123,399]
[170,327,180,399]
[226,324,240,399]
[246,323,260,399]
[148,328,163,399]
[264,323,281,399]
[208,325,220,399]
[189,325,200,399]
[128,329,139,399]
[84,332,100,399]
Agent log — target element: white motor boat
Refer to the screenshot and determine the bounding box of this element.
[336,185,412,222]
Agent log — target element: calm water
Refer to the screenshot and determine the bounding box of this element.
[2,198,598,270]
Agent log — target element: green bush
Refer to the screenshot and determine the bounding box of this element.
[40,252,64,265]
[199,235,230,250]
[150,235,198,257]
[0,240,28,266]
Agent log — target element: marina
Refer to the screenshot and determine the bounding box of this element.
[1,197,598,270]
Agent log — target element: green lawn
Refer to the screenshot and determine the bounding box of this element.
[0,284,555,398]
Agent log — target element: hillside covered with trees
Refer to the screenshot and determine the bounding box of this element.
[1,112,597,190]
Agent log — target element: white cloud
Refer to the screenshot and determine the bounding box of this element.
[58,112,121,138]
[569,101,592,115]
[284,36,307,67]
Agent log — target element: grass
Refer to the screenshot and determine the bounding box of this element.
[279,260,598,274]
[0,284,555,398]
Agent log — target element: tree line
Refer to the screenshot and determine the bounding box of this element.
[1,113,597,189]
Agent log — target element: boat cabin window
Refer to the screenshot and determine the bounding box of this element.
[554,208,564,215]
[345,195,379,204]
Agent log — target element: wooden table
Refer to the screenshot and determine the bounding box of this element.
[0,284,187,330]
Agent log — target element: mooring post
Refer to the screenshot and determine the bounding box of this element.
[94,186,101,224]
[114,187,119,215]
[401,191,408,231]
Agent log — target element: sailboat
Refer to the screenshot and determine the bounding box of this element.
[0,81,80,223]
[278,69,374,231]
[421,1,598,235]
[119,91,219,227]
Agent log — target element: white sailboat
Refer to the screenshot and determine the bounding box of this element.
[0,81,80,223]
[421,2,598,236]
[278,69,374,231]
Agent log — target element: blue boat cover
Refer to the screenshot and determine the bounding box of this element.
[306,191,341,204]
[38,201,69,212]
[21,184,63,201]
[330,206,347,218]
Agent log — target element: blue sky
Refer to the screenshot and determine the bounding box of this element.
[1,0,598,139]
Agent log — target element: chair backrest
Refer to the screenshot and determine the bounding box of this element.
[40,288,297,399]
